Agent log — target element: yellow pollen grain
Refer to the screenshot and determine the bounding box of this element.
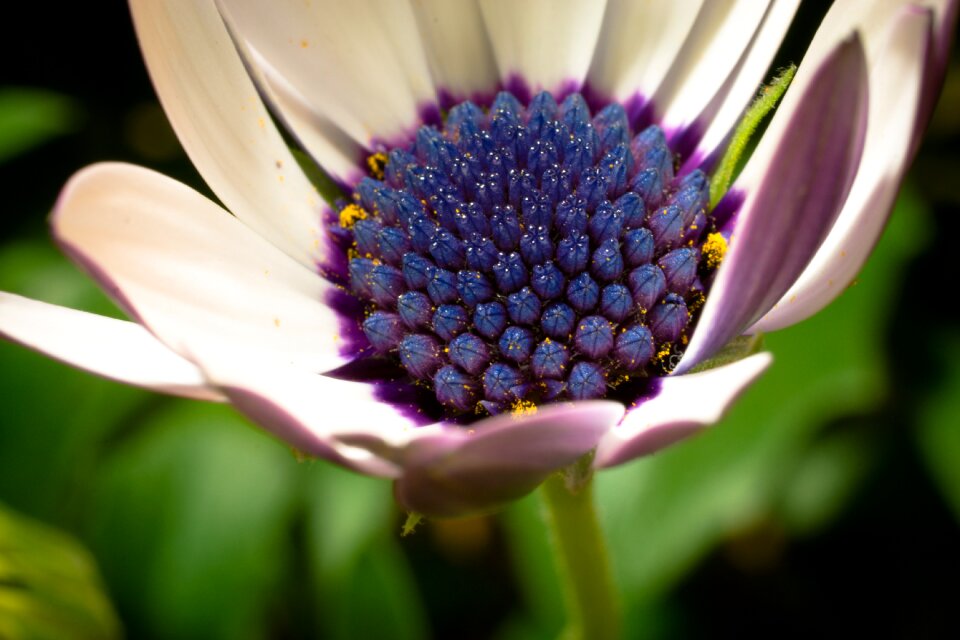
[511,399,538,418]
[339,204,368,229]
[608,374,626,388]
[702,232,728,270]
[300,39,310,48]
[654,344,672,364]
[273,318,281,327]
[366,152,388,179]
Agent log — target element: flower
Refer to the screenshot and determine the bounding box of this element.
[0,0,954,517]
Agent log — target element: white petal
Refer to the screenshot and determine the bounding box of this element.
[594,353,772,468]
[130,0,326,268]
[751,7,933,332]
[0,293,222,401]
[587,0,703,101]
[654,1,771,132]
[410,0,500,101]
[243,47,363,185]
[217,0,435,148]
[53,163,352,374]
[690,0,801,166]
[479,0,607,92]
[196,352,411,478]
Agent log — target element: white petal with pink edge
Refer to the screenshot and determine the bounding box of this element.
[751,7,933,332]
[195,352,413,478]
[479,0,607,92]
[394,401,624,516]
[194,345,623,516]
[130,0,326,268]
[53,163,350,374]
[0,293,223,401]
[594,353,772,469]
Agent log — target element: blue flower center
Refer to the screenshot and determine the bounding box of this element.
[333,90,725,416]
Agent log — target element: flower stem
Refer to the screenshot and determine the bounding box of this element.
[540,464,620,640]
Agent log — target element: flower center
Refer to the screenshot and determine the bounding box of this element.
[332,90,725,416]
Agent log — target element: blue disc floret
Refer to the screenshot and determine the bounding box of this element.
[337,90,726,415]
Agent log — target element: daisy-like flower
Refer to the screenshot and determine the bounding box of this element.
[0,0,954,517]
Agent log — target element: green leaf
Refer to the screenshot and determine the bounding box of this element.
[0,88,81,163]
[0,503,121,640]
[495,494,565,640]
[303,463,393,583]
[87,402,299,640]
[302,464,428,639]
[323,541,428,640]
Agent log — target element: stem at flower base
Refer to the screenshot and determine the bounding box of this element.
[540,461,621,640]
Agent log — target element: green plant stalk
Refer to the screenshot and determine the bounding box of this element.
[709,64,796,209]
[540,466,620,640]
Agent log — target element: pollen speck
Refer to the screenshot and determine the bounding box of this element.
[300,39,309,48]
[339,204,368,229]
[273,318,281,327]
[366,152,388,180]
[702,232,727,270]
[511,399,538,418]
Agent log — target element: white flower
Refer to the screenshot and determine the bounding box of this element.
[0,0,953,516]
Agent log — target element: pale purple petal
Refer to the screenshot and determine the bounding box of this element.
[130,0,326,268]
[0,293,223,401]
[676,36,869,373]
[394,401,625,517]
[53,163,351,374]
[752,7,933,332]
[594,353,772,468]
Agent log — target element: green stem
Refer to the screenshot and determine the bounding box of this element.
[540,466,620,640]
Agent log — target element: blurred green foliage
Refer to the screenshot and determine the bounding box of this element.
[0,89,80,164]
[0,503,120,640]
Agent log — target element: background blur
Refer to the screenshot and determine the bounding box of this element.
[1,2,958,638]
